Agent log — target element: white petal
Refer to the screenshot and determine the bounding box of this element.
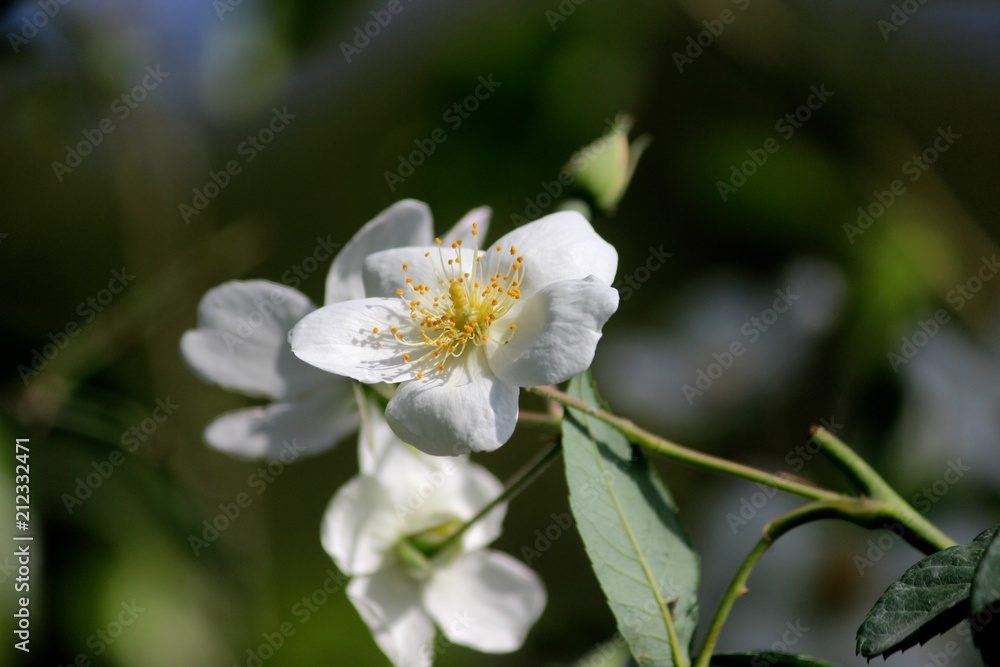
[324,200,433,305]
[321,476,400,576]
[358,394,473,475]
[362,246,440,297]
[362,245,448,300]
[377,450,506,551]
[357,391,404,476]
[424,550,546,653]
[203,383,358,460]
[289,299,415,384]
[487,275,619,387]
[429,461,506,553]
[492,211,618,298]
[440,206,491,246]
[385,352,519,455]
[181,281,327,399]
[347,572,435,667]
[356,405,503,544]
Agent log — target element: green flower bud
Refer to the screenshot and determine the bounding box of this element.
[567,114,651,213]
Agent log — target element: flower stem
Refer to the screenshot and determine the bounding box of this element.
[427,439,563,560]
[518,410,562,431]
[526,385,955,555]
[694,502,848,667]
[525,385,845,504]
[810,426,955,553]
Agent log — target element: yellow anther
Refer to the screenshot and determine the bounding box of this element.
[372,327,380,334]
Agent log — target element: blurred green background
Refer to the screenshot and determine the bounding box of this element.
[2,0,1000,665]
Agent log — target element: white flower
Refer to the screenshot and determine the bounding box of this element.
[180,200,489,459]
[323,406,546,667]
[290,210,619,455]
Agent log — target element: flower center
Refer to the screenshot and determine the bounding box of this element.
[372,223,524,379]
[394,518,464,579]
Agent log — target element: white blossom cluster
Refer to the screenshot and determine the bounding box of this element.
[181,200,619,664]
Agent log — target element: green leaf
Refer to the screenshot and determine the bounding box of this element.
[562,372,699,667]
[971,526,1000,665]
[711,652,838,667]
[857,526,998,658]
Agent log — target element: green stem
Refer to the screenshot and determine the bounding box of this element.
[518,410,562,431]
[694,502,856,667]
[526,386,845,504]
[810,427,955,553]
[526,385,955,556]
[427,440,563,559]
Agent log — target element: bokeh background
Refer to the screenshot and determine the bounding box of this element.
[2,0,1000,665]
